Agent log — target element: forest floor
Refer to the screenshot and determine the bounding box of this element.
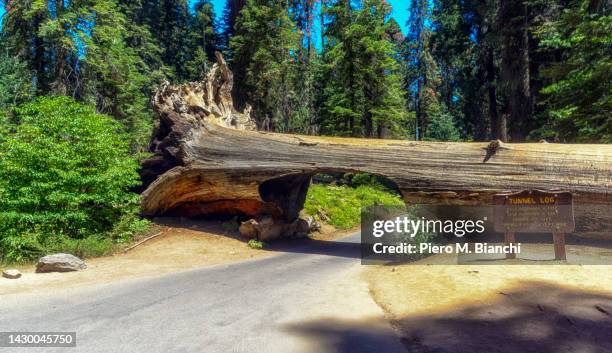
[0,218,355,297]
[365,252,612,353]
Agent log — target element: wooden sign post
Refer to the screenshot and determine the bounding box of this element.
[493,190,574,261]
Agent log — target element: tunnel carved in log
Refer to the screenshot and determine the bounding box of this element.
[140,53,612,235]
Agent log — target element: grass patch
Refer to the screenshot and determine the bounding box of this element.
[304,183,404,229]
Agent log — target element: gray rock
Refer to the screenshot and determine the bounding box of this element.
[304,216,321,232]
[2,269,22,279]
[239,216,311,241]
[36,253,87,273]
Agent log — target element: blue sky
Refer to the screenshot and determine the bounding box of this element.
[205,0,409,34]
[0,0,409,33]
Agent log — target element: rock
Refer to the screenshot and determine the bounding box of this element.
[239,219,259,239]
[239,216,313,241]
[316,210,330,223]
[256,217,285,242]
[2,269,21,279]
[36,253,87,273]
[304,216,321,232]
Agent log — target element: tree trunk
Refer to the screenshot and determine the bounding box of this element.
[499,0,532,141]
[140,53,612,231]
[485,45,501,141]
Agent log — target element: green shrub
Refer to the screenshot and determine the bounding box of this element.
[247,239,265,249]
[304,184,405,229]
[0,96,146,262]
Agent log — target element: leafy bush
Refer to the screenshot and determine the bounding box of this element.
[0,96,146,262]
[304,184,405,229]
[247,239,265,249]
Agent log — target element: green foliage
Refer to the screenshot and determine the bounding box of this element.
[320,0,411,138]
[247,239,265,249]
[109,213,152,244]
[0,97,145,262]
[0,46,33,113]
[184,0,218,81]
[424,111,462,141]
[81,0,156,151]
[231,0,298,130]
[304,184,404,229]
[2,0,157,151]
[534,0,611,142]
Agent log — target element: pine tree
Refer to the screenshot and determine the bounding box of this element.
[230,0,298,131]
[2,0,57,95]
[405,0,442,139]
[289,0,318,134]
[0,37,34,113]
[116,0,169,87]
[185,0,218,81]
[77,0,155,151]
[158,0,192,81]
[320,0,359,136]
[321,0,410,138]
[535,0,611,142]
[2,0,155,150]
[220,0,247,59]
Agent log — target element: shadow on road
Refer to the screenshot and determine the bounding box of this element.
[284,281,612,353]
[393,280,612,353]
[265,235,362,259]
[284,317,407,353]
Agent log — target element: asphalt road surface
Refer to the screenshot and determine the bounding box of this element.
[0,233,407,353]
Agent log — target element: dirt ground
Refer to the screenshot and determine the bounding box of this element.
[0,218,354,297]
[365,251,612,353]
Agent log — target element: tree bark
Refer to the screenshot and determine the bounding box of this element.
[499,0,532,141]
[140,53,612,227]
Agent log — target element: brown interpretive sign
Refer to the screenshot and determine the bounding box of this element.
[493,190,574,260]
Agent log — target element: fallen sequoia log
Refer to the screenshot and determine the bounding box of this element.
[140,53,612,240]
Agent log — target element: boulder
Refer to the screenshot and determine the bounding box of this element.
[36,253,87,273]
[304,216,321,232]
[2,269,21,279]
[253,217,285,242]
[239,219,259,239]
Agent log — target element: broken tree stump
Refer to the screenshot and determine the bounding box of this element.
[140,53,612,231]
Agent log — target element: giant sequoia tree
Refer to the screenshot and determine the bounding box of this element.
[498,0,533,142]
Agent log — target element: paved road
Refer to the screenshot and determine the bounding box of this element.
[0,234,407,353]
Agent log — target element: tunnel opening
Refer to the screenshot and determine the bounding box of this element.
[257,171,403,224]
[258,173,314,222]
